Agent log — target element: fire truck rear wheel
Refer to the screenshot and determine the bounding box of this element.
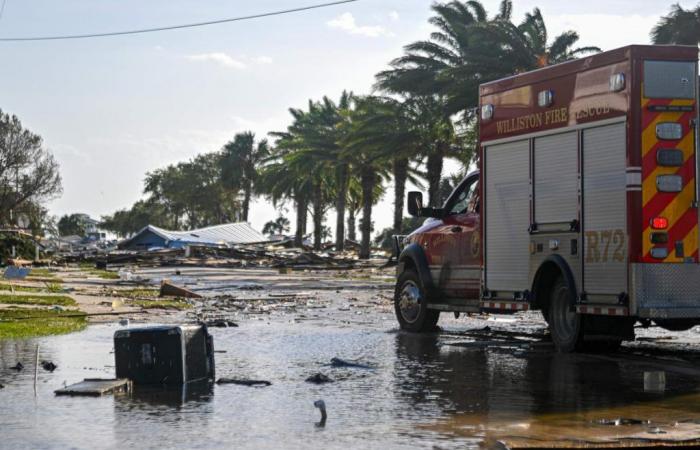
[548,275,582,353]
[394,269,440,332]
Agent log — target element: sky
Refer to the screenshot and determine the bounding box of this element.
[0,0,695,236]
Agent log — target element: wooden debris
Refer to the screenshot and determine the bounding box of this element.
[159,280,202,299]
[55,378,132,397]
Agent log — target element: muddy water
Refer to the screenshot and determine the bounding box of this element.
[3,316,700,449]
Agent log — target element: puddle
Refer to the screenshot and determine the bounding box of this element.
[2,319,700,449]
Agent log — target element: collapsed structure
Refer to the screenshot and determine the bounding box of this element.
[118,222,266,251]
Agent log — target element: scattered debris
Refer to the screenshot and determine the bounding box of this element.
[10,362,23,371]
[596,418,650,426]
[305,373,333,384]
[55,378,132,397]
[329,358,374,369]
[314,399,327,427]
[205,319,238,328]
[216,378,271,387]
[0,383,4,389]
[119,318,130,326]
[41,361,57,372]
[159,280,203,299]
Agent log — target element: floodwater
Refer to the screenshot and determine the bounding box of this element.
[3,308,700,448]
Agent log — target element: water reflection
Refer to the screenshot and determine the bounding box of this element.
[393,331,700,447]
[117,381,214,409]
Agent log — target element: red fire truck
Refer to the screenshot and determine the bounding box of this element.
[395,45,699,352]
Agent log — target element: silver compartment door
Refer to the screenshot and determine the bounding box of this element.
[582,122,627,296]
[533,132,579,227]
[484,140,531,292]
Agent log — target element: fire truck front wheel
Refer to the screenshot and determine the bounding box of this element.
[548,276,583,352]
[394,269,440,332]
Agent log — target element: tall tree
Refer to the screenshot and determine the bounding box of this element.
[57,214,87,237]
[221,132,271,222]
[0,109,62,225]
[376,0,599,117]
[651,4,700,45]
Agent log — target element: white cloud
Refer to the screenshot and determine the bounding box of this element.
[327,12,393,38]
[253,56,273,65]
[546,13,658,50]
[388,11,399,21]
[185,52,246,69]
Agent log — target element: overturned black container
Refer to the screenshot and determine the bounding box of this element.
[114,325,215,385]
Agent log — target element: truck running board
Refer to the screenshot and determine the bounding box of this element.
[480,301,529,312]
[576,305,629,316]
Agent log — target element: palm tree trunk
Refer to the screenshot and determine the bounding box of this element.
[334,163,349,251]
[312,181,323,251]
[392,157,408,234]
[347,207,356,242]
[242,181,252,222]
[294,194,306,247]
[426,148,444,207]
[359,168,375,259]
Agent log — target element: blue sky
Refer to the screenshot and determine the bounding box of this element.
[0,0,694,234]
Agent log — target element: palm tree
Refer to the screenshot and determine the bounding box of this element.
[376,0,599,117]
[651,4,700,45]
[343,97,397,258]
[221,132,271,222]
[341,96,426,234]
[257,149,312,247]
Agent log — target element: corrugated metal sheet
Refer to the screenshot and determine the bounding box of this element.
[125,222,265,249]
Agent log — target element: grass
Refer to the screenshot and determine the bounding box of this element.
[28,268,58,277]
[0,282,43,293]
[0,294,76,307]
[92,270,120,280]
[128,298,191,310]
[45,282,64,293]
[115,288,160,299]
[26,276,64,283]
[0,282,65,294]
[0,308,87,339]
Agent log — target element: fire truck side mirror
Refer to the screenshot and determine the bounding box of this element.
[407,191,423,216]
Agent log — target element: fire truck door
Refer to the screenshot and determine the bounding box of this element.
[434,175,481,299]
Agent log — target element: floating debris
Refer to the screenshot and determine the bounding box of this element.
[41,361,57,372]
[596,418,650,426]
[10,362,23,371]
[314,399,327,427]
[206,319,239,328]
[216,378,271,387]
[305,373,333,384]
[329,358,374,369]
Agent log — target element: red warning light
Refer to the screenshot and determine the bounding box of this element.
[651,217,668,229]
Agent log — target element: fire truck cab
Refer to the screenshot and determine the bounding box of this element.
[395,45,700,352]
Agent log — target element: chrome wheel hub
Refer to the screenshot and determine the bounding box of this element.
[399,280,421,323]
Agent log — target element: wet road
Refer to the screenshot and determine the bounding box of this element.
[3,277,700,448]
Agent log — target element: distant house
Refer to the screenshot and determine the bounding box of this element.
[118,222,266,251]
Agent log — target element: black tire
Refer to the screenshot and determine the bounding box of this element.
[548,275,582,352]
[394,268,440,332]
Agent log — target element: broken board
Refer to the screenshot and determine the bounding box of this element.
[55,378,132,397]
